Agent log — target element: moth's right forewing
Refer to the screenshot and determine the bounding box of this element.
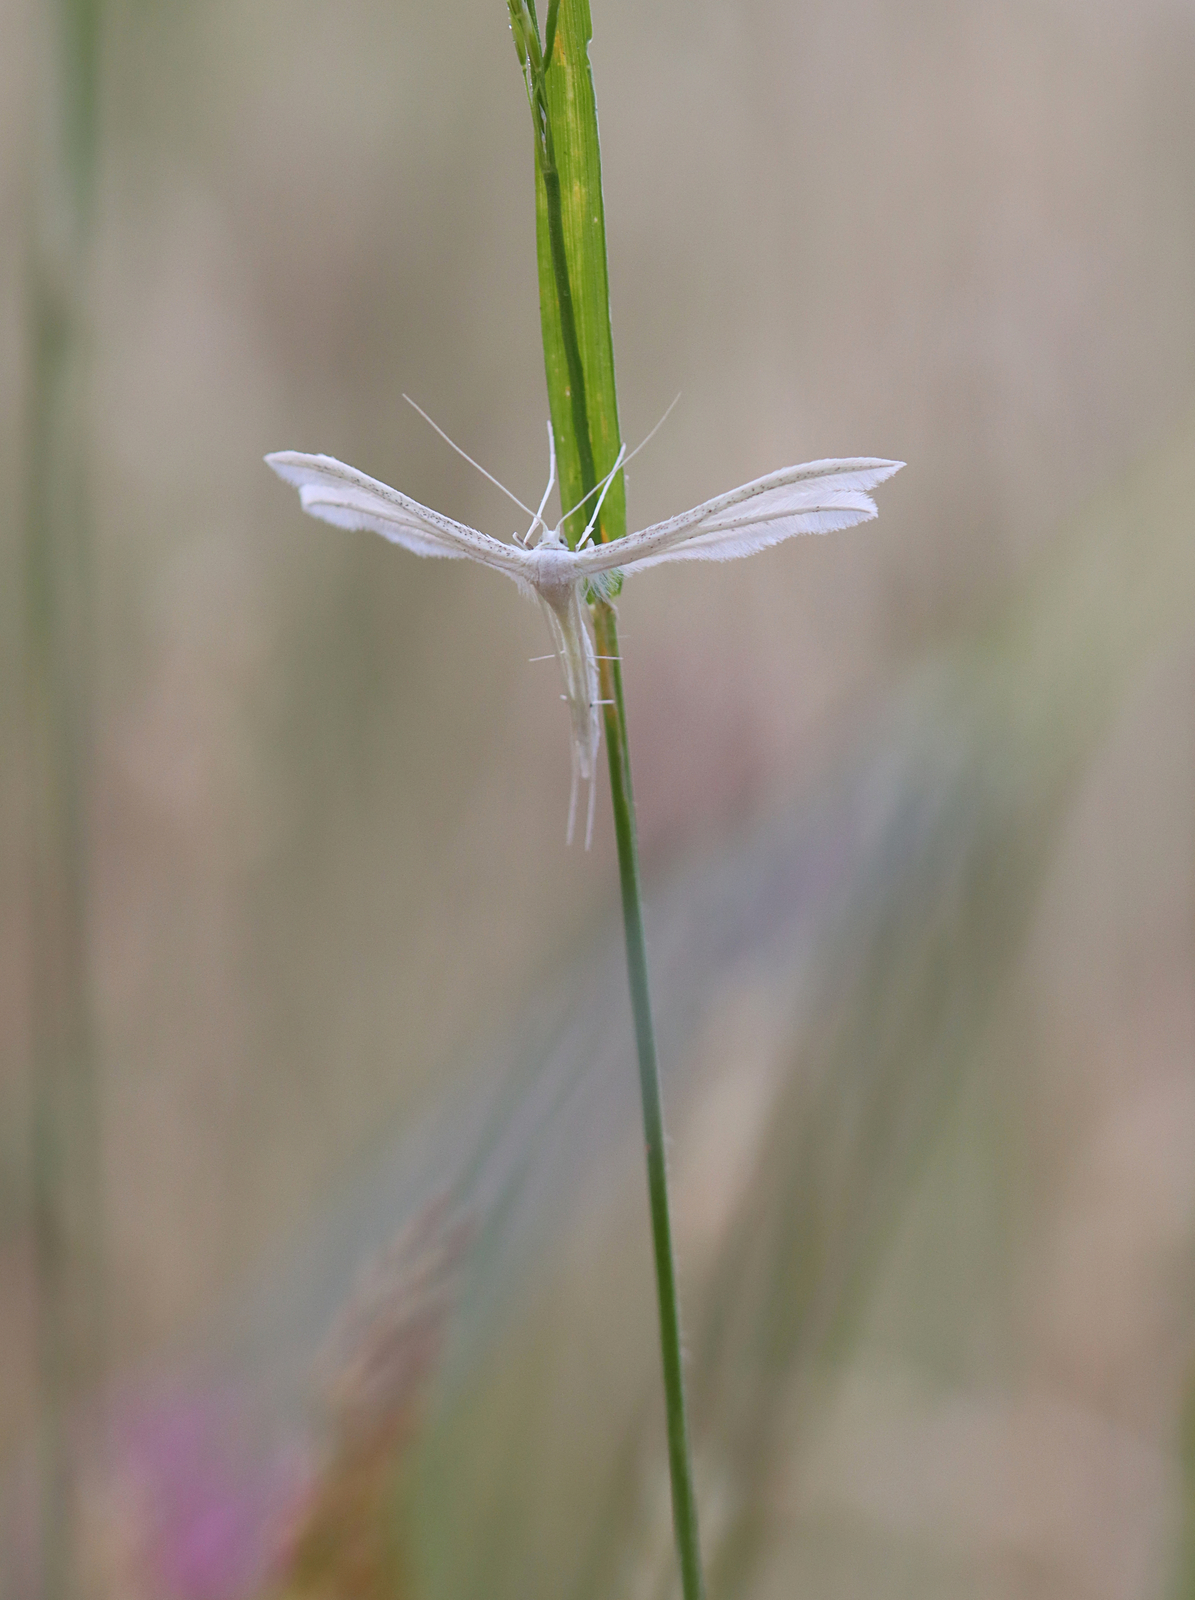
[693,459,903,530]
[575,457,904,575]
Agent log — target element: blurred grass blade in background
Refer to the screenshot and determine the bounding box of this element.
[579,409,1195,1600]
[22,0,105,1593]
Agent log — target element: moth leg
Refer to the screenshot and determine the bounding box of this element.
[566,748,580,847]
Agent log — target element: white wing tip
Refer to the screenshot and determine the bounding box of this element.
[266,450,307,488]
[835,457,904,483]
[265,449,335,487]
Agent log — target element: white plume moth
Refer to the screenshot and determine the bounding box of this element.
[266,424,902,847]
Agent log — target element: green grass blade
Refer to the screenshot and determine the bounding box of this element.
[530,0,625,548]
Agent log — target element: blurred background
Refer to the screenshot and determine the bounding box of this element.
[4,0,1195,1594]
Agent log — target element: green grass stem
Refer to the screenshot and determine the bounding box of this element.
[594,603,706,1600]
[509,3,706,1594]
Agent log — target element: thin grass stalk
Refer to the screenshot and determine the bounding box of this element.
[594,606,705,1600]
[24,0,104,1592]
[508,3,705,1594]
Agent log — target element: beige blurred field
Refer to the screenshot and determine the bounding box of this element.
[4,0,1195,1595]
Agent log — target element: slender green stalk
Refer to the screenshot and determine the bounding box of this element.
[508,3,706,1594]
[594,605,705,1600]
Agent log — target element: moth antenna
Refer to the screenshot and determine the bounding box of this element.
[576,442,628,550]
[558,445,626,532]
[525,421,557,547]
[403,394,536,520]
[554,394,678,541]
[622,391,682,471]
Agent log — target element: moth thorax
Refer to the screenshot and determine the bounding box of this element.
[530,546,575,606]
